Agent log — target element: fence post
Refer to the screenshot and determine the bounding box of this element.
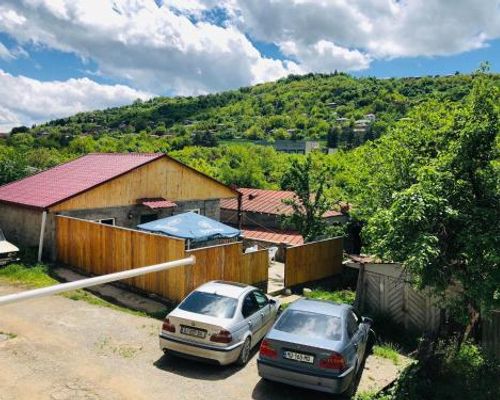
[355,262,366,312]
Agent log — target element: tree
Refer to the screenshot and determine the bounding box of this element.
[280,155,333,242]
[361,72,499,343]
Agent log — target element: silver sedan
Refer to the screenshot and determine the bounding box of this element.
[159,280,280,366]
[257,298,375,398]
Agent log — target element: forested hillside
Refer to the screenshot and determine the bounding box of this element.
[9,72,497,150]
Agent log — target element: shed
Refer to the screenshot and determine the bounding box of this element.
[0,153,238,260]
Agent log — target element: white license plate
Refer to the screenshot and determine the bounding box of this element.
[180,326,206,338]
[283,350,315,364]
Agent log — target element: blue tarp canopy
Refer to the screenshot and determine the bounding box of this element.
[137,212,241,242]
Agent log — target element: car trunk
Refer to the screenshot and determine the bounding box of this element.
[164,310,232,348]
[263,331,343,375]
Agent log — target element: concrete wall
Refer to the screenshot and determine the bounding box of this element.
[173,199,220,220]
[0,203,42,247]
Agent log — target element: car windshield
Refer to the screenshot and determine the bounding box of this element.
[0,229,5,241]
[275,310,342,341]
[178,291,238,319]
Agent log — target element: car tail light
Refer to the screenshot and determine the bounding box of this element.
[162,318,175,333]
[319,352,346,371]
[259,339,278,359]
[210,330,232,343]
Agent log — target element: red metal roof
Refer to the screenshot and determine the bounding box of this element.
[221,188,342,217]
[241,226,304,246]
[0,153,164,210]
[139,198,177,210]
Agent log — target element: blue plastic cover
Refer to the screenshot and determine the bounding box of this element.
[137,212,241,242]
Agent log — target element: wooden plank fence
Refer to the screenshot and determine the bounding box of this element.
[347,261,441,333]
[284,237,343,287]
[56,216,268,302]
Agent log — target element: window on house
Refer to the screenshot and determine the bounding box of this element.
[97,218,115,226]
[140,214,158,224]
[187,208,201,214]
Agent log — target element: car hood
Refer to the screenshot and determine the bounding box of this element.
[0,240,19,254]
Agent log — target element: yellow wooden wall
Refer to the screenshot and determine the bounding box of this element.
[56,216,188,301]
[284,237,343,287]
[186,244,268,293]
[56,216,269,302]
[51,156,237,212]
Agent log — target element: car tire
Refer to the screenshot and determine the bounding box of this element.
[339,364,359,400]
[236,337,252,366]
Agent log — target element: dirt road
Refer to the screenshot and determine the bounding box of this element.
[0,283,404,400]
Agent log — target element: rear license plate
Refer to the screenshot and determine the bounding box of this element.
[283,350,314,364]
[180,325,207,339]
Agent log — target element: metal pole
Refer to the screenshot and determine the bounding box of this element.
[38,211,47,262]
[0,256,195,307]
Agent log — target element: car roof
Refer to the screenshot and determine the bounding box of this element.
[196,280,254,299]
[287,298,350,317]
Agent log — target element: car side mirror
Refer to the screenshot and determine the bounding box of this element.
[269,298,276,305]
[362,316,373,325]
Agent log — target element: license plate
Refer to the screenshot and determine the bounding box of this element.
[283,350,315,364]
[180,325,206,339]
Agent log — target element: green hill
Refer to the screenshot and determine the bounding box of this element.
[13,72,498,150]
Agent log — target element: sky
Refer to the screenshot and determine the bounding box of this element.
[0,0,499,131]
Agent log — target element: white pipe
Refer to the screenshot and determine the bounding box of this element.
[0,256,195,307]
[37,211,47,262]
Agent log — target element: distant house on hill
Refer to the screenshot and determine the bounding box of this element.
[273,140,320,154]
[221,187,347,261]
[0,153,237,260]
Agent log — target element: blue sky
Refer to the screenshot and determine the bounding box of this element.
[0,0,498,130]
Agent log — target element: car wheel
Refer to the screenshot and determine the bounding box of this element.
[236,337,252,366]
[339,364,359,399]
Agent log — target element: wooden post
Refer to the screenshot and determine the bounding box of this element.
[355,262,366,312]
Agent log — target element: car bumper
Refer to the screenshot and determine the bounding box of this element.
[159,333,243,366]
[257,358,355,394]
[0,257,19,266]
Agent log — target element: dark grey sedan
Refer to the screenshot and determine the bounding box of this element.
[257,298,374,398]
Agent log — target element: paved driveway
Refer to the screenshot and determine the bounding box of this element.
[0,282,404,400]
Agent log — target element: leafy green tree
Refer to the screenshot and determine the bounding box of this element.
[361,72,499,342]
[280,155,333,242]
[0,145,28,185]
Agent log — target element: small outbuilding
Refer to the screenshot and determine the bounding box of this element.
[0,153,238,259]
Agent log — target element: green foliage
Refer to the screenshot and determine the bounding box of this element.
[373,343,401,365]
[341,72,500,330]
[0,263,57,288]
[304,289,356,304]
[280,155,334,241]
[379,340,500,400]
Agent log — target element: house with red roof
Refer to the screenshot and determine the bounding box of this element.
[0,153,238,259]
[221,187,347,261]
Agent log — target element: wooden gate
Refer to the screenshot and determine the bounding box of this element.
[350,262,441,333]
[284,237,343,287]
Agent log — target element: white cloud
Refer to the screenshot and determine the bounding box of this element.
[0,70,151,131]
[0,41,14,60]
[0,0,298,95]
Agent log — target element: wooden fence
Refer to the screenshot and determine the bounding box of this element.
[186,243,268,292]
[284,237,343,287]
[56,216,269,302]
[482,310,500,359]
[347,261,441,333]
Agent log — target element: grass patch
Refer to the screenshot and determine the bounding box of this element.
[373,343,401,365]
[0,331,17,339]
[0,263,57,287]
[305,288,356,304]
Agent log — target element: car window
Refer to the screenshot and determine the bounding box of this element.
[346,311,359,338]
[253,291,268,309]
[274,310,342,341]
[178,291,237,319]
[242,293,260,318]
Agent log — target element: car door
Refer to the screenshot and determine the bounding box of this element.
[241,292,262,346]
[252,290,272,334]
[346,310,365,370]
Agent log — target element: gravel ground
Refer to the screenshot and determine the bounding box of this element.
[0,282,408,400]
